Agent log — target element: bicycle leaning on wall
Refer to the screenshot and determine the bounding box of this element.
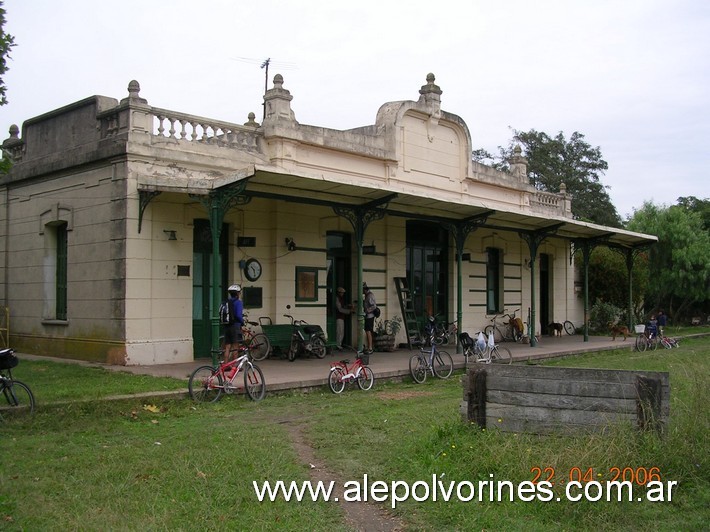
[484,309,524,343]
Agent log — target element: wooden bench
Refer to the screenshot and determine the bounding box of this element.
[462,365,669,434]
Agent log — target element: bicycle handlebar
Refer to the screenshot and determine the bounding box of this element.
[488,309,520,320]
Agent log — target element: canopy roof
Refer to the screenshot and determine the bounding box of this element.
[138,164,657,248]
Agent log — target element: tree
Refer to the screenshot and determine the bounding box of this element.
[676,196,710,233]
[587,246,649,314]
[475,129,622,227]
[627,201,710,320]
[1,0,15,106]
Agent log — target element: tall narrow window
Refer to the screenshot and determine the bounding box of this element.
[55,223,68,320]
[486,247,502,314]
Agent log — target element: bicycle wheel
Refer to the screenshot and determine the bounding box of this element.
[650,336,659,351]
[328,367,346,394]
[248,333,271,361]
[564,321,576,335]
[491,346,512,364]
[287,338,298,362]
[409,354,427,384]
[432,350,453,379]
[357,366,375,391]
[0,379,35,416]
[636,334,648,352]
[311,337,327,359]
[188,365,223,403]
[244,364,266,401]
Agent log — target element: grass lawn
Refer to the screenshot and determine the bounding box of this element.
[1,336,708,530]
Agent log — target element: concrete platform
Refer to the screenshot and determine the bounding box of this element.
[20,334,637,395]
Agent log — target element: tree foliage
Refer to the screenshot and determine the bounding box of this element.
[676,196,710,233]
[587,246,649,313]
[0,1,15,106]
[627,201,710,320]
[475,129,622,227]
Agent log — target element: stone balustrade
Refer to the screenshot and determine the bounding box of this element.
[150,107,261,151]
[530,190,572,216]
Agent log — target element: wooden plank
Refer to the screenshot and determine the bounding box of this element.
[481,364,669,385]
[487,375,637,399]
[485,417,637,435]
[486,403,637,426]
[487,389,637,413]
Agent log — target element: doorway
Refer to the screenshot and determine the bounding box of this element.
[406,221,449,328]
[192,219,228,358]
[326,232,352,346]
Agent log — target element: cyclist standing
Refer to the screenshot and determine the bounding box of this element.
[223,284,244,362]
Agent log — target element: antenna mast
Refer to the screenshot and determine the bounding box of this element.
[260,58,270,120]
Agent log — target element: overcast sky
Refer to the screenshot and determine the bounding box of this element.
[2,0,708,219]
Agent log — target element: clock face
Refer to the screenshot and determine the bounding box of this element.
[244,258,262,282]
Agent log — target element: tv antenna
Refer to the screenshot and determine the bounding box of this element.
[229,56,298,121]
[261,58,270,120]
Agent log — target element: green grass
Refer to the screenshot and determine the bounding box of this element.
[7,358,188,403]
[1,337,708,530]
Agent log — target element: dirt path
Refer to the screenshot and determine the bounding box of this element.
[280,419,405,531]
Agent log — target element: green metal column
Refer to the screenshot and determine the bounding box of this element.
[626,250,634,331]
[190,182,250,366]
[520,224,563,347]
[581,241,591,342]
[443,214,490,354]
[334,195,394,352]
[610,245,644,332]
[209,201,224,366]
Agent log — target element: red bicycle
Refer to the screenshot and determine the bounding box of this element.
[328,354,374,394]
[188,345,266,402]
[241,314,271,362]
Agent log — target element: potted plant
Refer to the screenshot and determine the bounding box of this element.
[373,315,402,352]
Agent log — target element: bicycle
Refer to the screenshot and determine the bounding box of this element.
[188,344,266,402]
[562,320,576,335]
[0,348,35,418]
[328,353,374,393]
[635,327,659,352]
[459,331,512,365]
[484,309,524,343]
[409,329,454,384]
[432,316,458,346]
[241,316,271,361]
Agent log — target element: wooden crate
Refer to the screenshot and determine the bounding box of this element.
[461,365,669,435]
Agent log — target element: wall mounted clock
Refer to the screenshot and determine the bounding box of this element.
[244,258,262,282]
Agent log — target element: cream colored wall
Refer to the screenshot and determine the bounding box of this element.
[5,165,122,348]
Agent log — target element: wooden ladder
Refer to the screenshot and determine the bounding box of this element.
[394,277,420,349]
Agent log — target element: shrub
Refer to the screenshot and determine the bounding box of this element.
[589,299,622,332]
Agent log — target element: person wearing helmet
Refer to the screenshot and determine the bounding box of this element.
[223,284,244,362]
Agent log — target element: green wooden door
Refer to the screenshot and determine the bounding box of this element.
[192,220,228,358]
[406,221,449,328]
[326,232,352,345]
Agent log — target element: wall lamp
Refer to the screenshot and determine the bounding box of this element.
[163,230,177,241]
[524,258,533,270]
[285,237,296,251]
